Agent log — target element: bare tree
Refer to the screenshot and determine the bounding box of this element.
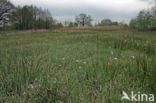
[75,13,93,26]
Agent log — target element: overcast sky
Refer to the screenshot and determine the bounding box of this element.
[10,0,155,24]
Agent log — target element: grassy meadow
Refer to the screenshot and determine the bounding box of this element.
[0,30,156,103]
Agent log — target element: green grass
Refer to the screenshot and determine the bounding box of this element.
[0,31,156,103]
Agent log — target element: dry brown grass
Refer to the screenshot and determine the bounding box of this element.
[54,26,129,32]
[6,29,51,35]
[5,26,130,35]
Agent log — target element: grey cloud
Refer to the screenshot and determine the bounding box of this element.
[139,0,156,4]
[48,6,138,23]
[10,0,154,24]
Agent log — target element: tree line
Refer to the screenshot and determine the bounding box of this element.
[0,0,56,30]
[0,0,156,31]
[130,5,156,31]
[12,6,55,30]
